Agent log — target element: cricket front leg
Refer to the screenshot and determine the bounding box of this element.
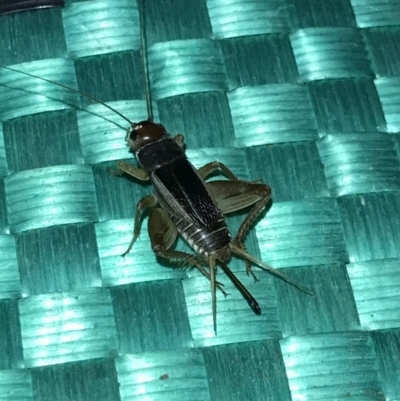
[117,161,149,181]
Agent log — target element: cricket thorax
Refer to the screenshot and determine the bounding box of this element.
[136,137,185,172]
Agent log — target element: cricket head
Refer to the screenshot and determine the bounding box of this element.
[126,120,168,152]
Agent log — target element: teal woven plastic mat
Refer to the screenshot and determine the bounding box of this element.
[1,0,400,400]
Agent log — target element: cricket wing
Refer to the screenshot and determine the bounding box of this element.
[152,158,223,229]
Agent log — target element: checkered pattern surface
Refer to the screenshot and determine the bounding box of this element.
[0,1,400,400]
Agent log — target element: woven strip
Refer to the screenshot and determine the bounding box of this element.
[0,0,399,400]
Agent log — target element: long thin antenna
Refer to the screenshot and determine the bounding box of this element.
[1,65,134,126]
[138,0,154,121]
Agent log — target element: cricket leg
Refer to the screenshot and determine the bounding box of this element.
[207,180,313,295]
[117,161,149,181]
[173,134,185,149]
[198,161,241,181]
[199,160,264,275]
[148,207,227,295]
[199,162,261,279]
[207,180,271,278]
[122,195,158,257]
[116,161,152,256]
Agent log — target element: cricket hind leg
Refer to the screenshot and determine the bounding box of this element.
[207,180,313,295]
[198,161,269,280]
[198,160,271,259]
[148,207,227,295]
[207,180,271,279]
[207,180,271,241]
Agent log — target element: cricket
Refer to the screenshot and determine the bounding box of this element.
[2,0,313,332]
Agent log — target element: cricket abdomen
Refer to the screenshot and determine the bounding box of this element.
[172,215,232,261]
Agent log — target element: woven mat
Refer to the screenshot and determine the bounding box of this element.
[0,0,400,400]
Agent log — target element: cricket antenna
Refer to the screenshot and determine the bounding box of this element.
[1,65,134,127]
[138,0,154,122]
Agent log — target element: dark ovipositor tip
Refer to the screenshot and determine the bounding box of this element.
[250,300,262,315]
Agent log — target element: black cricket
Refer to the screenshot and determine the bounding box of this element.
[1,0,313,332]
